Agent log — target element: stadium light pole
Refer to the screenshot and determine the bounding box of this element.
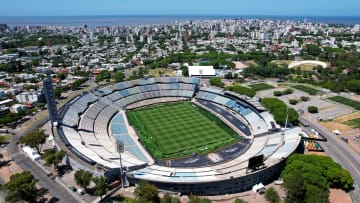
[117,141,125,188]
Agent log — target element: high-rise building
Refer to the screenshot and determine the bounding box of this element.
[43,70,59,125]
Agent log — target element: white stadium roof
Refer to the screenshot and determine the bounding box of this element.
[188,66,216,77]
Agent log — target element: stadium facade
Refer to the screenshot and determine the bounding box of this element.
[55,77,301,195]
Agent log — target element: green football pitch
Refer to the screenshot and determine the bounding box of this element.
[127,102,239,160]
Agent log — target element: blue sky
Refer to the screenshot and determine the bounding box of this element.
[1,0,360,16]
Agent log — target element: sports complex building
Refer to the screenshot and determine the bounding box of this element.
[56,77,301,195]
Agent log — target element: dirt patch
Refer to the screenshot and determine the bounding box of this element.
[0,151,23,183]
[320,112,360,155]
[329,189,352,203]
[305,151,328,156]
[321,112,360,131]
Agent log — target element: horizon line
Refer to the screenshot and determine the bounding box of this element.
[1,14,360,18]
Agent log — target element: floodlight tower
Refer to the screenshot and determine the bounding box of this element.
[43,69,59,126]
[117,141,125,188]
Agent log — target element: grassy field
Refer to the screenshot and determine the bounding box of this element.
[328,96,360,111]
[292,85,320,95]
[127,102,238,160]
[249,83,275,92]
[344,118,360,129]
[147,68,175,77]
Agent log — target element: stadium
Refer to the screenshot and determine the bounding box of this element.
[55,77,301,195]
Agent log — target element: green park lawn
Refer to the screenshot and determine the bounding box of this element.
[328,96,360,111]
[249,83,275,92]
[292,85,320,95]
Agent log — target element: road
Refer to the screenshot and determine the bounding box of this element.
[7,118,79,203]
[5,81,97,203]
[300,117,360,184]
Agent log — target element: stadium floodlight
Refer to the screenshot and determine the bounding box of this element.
[117,141,125,188]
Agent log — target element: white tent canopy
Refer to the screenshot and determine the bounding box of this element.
[252,182,265,193]
[22,146,41,161]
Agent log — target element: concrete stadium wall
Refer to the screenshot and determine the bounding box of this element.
[126,159,286,195]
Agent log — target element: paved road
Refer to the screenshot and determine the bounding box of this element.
[4,81,97,203]
[300,117,360,184]
[7,121,79,203]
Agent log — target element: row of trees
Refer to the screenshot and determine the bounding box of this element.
[261,98,299,126]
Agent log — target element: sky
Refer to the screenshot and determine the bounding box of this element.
[1,0,360,17]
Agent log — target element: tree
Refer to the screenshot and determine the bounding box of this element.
[4,171,41,203]
[71,78,87,90]
[265,187,280,203]
[261,98,299,126]
[112,71,125,83]
[301,96,310,102]
[282,154,354,203]
[284,171,306,203]
[53,87,64,98]
[43,149,65,169]
[74,169,93,191]
[134,181,160,203]
[224,72,233,79]
[234,198,248,203]
[188,195,212,203]
[289,99,298,105]
[308,106,318,113]
[19,130,47,154]
[209,77,224,88]
[93,176,108,202]
[161,193,181,203]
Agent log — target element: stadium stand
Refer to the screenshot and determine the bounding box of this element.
[57,77,301,195]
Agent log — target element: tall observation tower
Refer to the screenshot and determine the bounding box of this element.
[43,70,59,126]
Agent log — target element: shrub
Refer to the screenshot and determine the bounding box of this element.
[283,88,293,95]
[308,106,318,113]
[301,96,310,102]
[273,91,283,97]
[273,89,293,97]
[265,187,280,203]
[289,99,298,105]
[209,77,224,88]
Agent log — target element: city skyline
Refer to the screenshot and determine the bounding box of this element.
[1,0,360,17]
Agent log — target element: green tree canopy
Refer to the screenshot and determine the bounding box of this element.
[307,106,319,114]
[264,187,280,203]
[161,193,181,203]
[4,171,41,203]
[134,181,160,203]
[112,71,125,83]
[43,149,65,169]
[188,195,212,203]
[261,98,299,126]
[19,130,47,154]
[209,77,224,88]
[74,169,93,191]
[281,154,354,203]
[93,176,108,201]
[234,198,248,203]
